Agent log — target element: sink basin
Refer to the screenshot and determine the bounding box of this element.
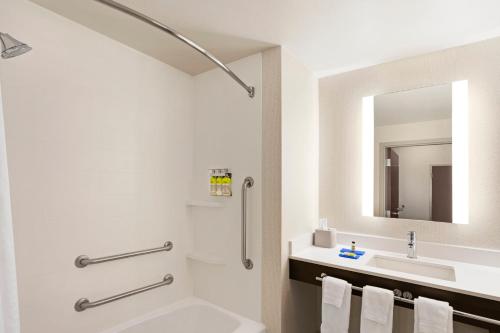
[367,255,456,281]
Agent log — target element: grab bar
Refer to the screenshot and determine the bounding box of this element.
[316,273,500,327]
[75,241,173,268]
[74,274,174,312]
[241,177,254,270]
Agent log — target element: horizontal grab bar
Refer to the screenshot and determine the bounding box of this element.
[75,241,173,268]
[74,274,174,312]
[316,273,500,327]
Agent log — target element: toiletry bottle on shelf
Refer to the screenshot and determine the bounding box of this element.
[209,175,217,196]
[221,174,228,196]
[216,175,223,196]
[227,173,232,196]
[222,173,232,196]
[351,241,356,252]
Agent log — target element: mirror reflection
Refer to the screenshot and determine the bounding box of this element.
[374,84,452,222]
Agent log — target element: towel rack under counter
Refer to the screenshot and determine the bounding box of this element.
[75,241,173,268]
[316,273,500,327]
[74,274,174,312]
[289,258,500,331]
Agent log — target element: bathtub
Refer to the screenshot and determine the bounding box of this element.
[101,297,266,333]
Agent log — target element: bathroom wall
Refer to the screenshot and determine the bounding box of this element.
[0,0,195,332]
[261,47,319,333]
[281,48,319,333]
[319,36,500,249]
[189,54,263,321]
[261,47,283,333]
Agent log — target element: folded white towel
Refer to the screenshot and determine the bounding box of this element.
[321,277,351,333]
[322,276,347,307]
[414,297,453,333]
[360,286,394,333]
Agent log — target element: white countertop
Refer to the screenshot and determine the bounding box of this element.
[290,243,500,302]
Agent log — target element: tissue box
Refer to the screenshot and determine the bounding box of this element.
[314,228,337,248]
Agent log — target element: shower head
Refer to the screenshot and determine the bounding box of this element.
[0,33,32,59]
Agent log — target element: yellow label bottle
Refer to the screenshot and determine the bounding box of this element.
[209,176,217,196]
[222,174,232,196]
[216,176,223,196]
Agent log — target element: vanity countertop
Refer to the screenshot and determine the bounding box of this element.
[290,243,500,302]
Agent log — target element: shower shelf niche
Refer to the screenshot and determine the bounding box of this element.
[186,252,225,265]
[186,200,224,208]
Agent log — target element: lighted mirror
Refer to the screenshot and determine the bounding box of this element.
[362,81,468,224]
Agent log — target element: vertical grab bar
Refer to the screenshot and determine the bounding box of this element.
[241,177,255,270]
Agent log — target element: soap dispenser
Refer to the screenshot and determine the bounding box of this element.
[222,172,232,196]
[216,174,223,196]
[209,174,217,196]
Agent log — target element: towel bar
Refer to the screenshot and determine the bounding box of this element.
[75,241,173,268]
[317,273,500,327]
[74,274,174,312]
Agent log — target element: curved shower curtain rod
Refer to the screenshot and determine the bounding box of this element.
[94,0,255,98]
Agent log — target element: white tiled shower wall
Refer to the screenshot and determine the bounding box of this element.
[189,54,262,321]
[0,0,263,332]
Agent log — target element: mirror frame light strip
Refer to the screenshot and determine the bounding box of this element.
[361,81,469,224]
[93,0,255,98]
[452,80,469,224]
[361,96,374,217]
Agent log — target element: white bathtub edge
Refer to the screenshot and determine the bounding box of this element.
[99,297,265,333]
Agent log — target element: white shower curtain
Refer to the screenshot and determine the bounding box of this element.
[0,83,20,333]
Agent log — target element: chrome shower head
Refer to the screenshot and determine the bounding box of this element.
[0,33,32,59]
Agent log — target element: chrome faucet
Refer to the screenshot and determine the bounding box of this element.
[407,231,417,259]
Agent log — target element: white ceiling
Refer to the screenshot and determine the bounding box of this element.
[375,84,452,126]
[31,0,500,76]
